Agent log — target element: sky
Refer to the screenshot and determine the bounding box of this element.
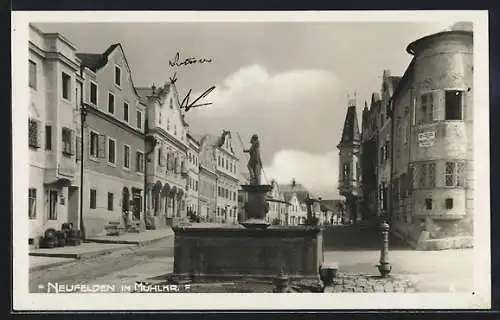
[35,21,469,199]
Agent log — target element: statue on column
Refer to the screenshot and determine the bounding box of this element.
[243,134,262,185]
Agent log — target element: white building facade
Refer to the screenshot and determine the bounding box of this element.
[28,25,82,244]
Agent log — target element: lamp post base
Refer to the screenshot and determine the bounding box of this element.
[377,262,392,277]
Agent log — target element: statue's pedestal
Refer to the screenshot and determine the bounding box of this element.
[171,225,324,282]
[240,184,273,229]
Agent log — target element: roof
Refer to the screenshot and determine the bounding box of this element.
[406,30,473,55]
[320,199,343,213]
[279,183,311,203]
[76,43,120,72]
[389,76,402,92]
[390,58,416,105]
[77,43,140,97]
[339,105,360,145]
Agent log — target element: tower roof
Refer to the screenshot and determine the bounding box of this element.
[339,105,360,146]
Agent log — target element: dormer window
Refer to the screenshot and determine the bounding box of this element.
[170,98,173,109]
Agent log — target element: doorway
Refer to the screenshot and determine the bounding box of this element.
[132,188,142,221]
[68,186,79,227]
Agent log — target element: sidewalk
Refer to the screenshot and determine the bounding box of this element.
[29,242,135,259]
[30,256,78,272]
[86,228,174,245]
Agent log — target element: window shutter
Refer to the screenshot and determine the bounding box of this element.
[76,136,82,161]
[70,130,76,155]
[36,120,42,147]
[98,134,106,159]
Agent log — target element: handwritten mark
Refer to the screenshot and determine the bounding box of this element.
[169,71,215,112]
[179,86,216,112]
[169,52,213,68]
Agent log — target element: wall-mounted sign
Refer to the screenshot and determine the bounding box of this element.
[418,131,436,147]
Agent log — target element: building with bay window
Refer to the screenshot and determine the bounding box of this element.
[77,43,146,237]
[390,29,474,249]
[354,28,474,249]
[28,24,83,246]
[136,82,189,228]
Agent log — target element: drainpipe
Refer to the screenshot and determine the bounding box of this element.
[78,66,87,241]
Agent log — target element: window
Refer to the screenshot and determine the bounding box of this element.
[45,125,52,150]
[123,145,130,168]
[445,198,454,209]
[62,72,71,100]
[123,103,129,122]
[384,140,390,160]
[90,82,98,105]
[90,131,99,157]
[90,189,97,209]
[419,93,433,124]
[342,163,350,181]
[136,152,144,172]
[108,93,115,114]
[28,119,40,148]
[170,98,173,109]
[174,125,177,136]
[225,159,228,170]
[445,162,465,187]
[29,60,37,89]
[62,127,74,156]
[425,198,433,210]
[48,190,58,220]
[195,181,198,191]
[445,90,463,120]
[107,192,114,211]
[218,156,221,166]
[158,148,162,166]
[115,65,121,87]
[108,138,116,164]
[28,188,36,219]
[136,110,142,129]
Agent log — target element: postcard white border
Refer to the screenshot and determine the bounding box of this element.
[12,10,490,310]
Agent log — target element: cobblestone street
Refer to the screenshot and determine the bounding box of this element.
[30,226,474,294]
[326,273,416,293]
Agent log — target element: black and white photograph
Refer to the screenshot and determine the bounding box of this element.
[12,11,490,310]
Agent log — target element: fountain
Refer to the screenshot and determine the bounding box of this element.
[170,134,324,292]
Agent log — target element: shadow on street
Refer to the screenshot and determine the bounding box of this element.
[322,224,412,251]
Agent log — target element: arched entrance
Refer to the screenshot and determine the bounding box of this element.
[162,184,170,217]
[122,187,130,213]
[152,181,162,216]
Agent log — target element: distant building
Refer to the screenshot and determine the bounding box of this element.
[136,82,189,228]
[266,180,287,225]
[319,199,343,225]
[203,131,239,224]
[186,133,200,220]
[198,134,218,222]
[280,183,310,226]
[77,43,147,236]
[28,25,83,244]
[337,100,362,224]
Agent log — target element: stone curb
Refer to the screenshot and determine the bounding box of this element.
[29,235,173,272]
[85,234,173,247]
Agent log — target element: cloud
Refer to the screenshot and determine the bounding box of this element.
[263,149,339,199]
[185,64,343,197]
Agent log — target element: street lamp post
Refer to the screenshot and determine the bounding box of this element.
[79,103,88,241]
